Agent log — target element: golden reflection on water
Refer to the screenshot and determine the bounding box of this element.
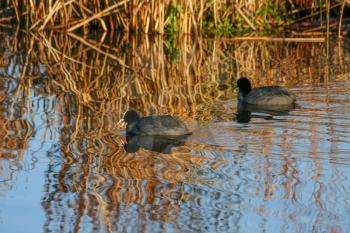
[0,31,350,232]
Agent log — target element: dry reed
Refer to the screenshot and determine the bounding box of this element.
[1,0,347,36]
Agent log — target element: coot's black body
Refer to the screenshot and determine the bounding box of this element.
[235,77,296,123]
[123,110,191,136]
[236,77,296,106]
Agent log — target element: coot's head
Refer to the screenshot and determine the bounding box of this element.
[123,110,141,124]
[236,77,252,95]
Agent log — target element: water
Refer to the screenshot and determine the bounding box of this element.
[0,31,350,233]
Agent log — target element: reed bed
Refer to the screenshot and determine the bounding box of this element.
[1,0,348,36]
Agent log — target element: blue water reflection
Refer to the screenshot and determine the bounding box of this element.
[0,32,350,233]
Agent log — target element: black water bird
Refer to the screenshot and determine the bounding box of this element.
[235,77,296,123]
[236,77,296,106]
[121,110,191,136]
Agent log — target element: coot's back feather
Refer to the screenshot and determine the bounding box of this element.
[123,110,191,136]
[239,86,296,106]
[131,115,190,136]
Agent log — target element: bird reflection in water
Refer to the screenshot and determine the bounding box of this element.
[124,134,189,154]
[235,102,296,123]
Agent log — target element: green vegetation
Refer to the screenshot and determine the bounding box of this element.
[165,1,184,34]
[164,35,181,63]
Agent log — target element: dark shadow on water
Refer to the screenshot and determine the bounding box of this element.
[235,103,297,123]
[124,134,189,154]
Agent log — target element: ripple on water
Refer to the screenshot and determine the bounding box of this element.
[1,33,350,233]
[173,81,350,232]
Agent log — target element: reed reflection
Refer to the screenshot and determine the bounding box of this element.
[0,34,44,192]
[1,30,350,233]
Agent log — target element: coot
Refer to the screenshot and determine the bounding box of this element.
[121,110,191,136]
[236,77,296,106]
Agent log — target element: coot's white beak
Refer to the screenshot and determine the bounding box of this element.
[117,118,127,128]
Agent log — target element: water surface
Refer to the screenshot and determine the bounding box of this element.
[0,32,350,233]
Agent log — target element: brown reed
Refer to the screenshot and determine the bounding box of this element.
[2,0,346,36]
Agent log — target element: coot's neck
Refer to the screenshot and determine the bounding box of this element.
[239,86,251,96]
[126,122,137,134]
[124,110,141,134]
